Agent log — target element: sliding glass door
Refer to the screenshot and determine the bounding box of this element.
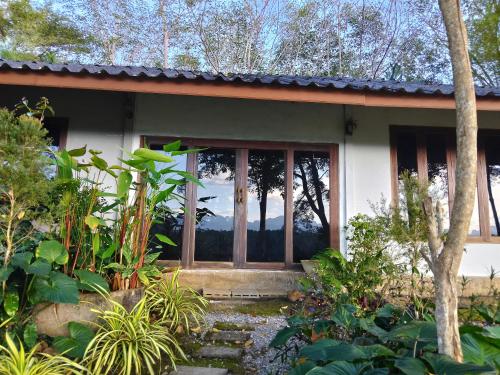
[149,138,338,269]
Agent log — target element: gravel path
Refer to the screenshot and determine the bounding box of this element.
[203,308,290,374]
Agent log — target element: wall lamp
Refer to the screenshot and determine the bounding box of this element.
[345,118,357,136]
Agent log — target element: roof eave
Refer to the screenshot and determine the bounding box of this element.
[0,70,498,111]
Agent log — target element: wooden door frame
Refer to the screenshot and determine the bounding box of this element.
[146,136,340,269]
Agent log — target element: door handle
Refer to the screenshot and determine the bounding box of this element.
[236,187,245,204]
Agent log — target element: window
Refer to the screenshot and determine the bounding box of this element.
[44,117,67,150]
[391,126,500,241]
[147,137,339,268]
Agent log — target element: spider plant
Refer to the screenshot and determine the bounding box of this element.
[145,269,208,331]
[83,296,184,375]
[0,333,85,375]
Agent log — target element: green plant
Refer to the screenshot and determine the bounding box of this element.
[0,333,85,375]
[50,140,200,291]
[84,296,185,375]
[53,322,95,359]
[270,303,498,374]
[145,269,208,331]
[0,100,53,270]
[310,215,398,308]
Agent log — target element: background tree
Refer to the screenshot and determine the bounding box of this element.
[421,0,478,361]
[0,99,53,271]
[0,0,89,62]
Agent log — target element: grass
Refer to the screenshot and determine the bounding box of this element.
[233,299,291,316]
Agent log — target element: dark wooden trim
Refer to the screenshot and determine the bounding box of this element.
[235,149,248,267]
[148,136,340,269]
[477,139,491,240]
[390,125,500,244]
[416,132,428,184]
[190,261,235,269]
[284,149,294,267]
[446,134,456,214]
[389,130,399,207]
[181,152,197,268]
[145,136,332,152]
[330,144,340,249]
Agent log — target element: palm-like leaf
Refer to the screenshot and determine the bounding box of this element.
[0,333,85,375]
[84,297,185,375]
[145,269,208,331]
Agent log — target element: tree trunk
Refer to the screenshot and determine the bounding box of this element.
[428,0,478,361]
[434,265,462,361]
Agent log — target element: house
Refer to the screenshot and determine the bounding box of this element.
[0,59,499,295]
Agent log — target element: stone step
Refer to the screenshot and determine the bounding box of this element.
[196,346,243,359]
[206,330,251,343]
[169,366,228,375]
[213,321,256,331]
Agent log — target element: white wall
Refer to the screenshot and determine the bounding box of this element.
[0,86,127,191]
[347,106,500,276]
[1,86,498,276]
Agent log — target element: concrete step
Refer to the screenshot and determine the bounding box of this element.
[206,330,251,343]
[213,321,256,331]
[169,366,228,375]
[196,346,242,359]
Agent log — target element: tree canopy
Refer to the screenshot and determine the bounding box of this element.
[0,0,497,85]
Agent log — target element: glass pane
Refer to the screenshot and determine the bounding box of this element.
[397,132,418,177]
[468,187,481,236]
[427,134,450,230]
[195,149,236,261]
[247,150,285,262]
[485,137,500,236]
[293,151,330,262]
[150,150,187,260]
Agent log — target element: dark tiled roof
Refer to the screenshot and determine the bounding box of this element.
[1,58,499,98]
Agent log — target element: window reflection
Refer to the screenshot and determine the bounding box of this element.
[427,134,450,230]
[247,150,285,262]
[485,137,500,236]
[150,150,187,260]
[293,151,330,262]
[195,149,235,262]
[468,188,481,236]
[397,133,418,177]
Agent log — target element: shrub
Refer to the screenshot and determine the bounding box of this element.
[270,303,498,374]
[145,269,208,331]
[311,214,399,307]
[84,297,184,375]
[0,333,85,375]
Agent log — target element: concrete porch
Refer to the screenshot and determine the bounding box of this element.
[176,269,304,298]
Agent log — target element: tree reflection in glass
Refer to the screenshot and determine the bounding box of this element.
[247,150,285,262]
[485,137,500,236]
[293,151,330,262]
[427,134,450,230]
[149,151,187,260]
[195,149,236,261]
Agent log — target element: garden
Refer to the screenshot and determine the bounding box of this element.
[0,99,499,375]
[0,99,209,374]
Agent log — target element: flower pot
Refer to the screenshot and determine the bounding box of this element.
[33,288,144,337]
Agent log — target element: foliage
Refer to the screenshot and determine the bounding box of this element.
[270,303,498,374]
[49,140,199,291]
[0,0,90,62]
[145,269,208,331]
[0,102,52,269]
[0,333,85,375]
[84,296,185,375]
[465,0,499,87]
[53,322,95,359]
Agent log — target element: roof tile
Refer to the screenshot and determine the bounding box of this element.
[0,58,498,98]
